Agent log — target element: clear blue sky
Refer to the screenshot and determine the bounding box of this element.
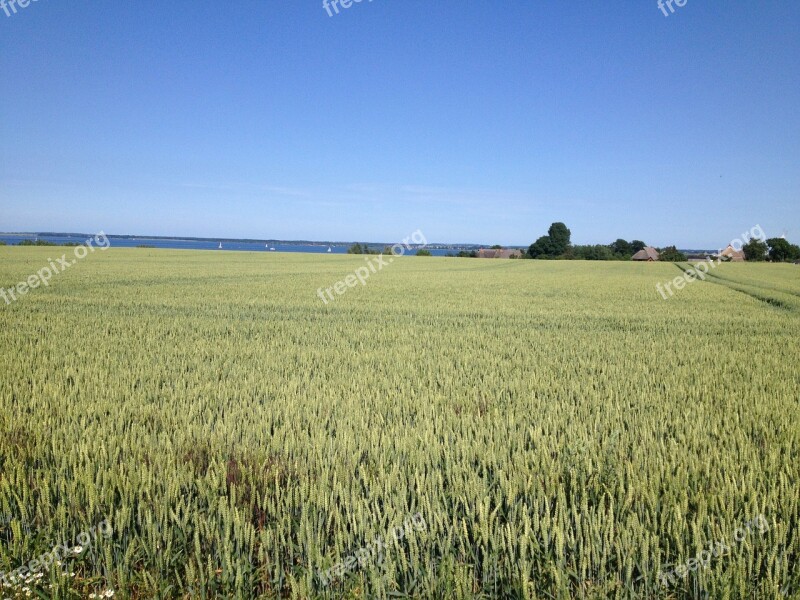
[1,1,798,247]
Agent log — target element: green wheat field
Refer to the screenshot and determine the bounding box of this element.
[0,248,798,599]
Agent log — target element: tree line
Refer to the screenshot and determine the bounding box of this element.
[742,238,800,262]
[521,223,799,262]
[522,222,686,261]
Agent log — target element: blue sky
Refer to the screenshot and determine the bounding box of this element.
[1,1,798,247]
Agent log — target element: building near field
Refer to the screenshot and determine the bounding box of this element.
[632,247,660,261]
[717,245,745,262]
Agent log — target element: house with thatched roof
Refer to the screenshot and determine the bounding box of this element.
[632,247,660,261]
[476,248,523,259]
[716,245,745,262]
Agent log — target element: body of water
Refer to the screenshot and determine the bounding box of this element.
[0,234,465,256]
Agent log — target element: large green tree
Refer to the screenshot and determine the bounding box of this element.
[658,246,687,262]
[766,238,800,262]
[548,223,571,255]
[610,239,633,256]
[743,239,768,261]
[528,235,554,258]
[528,222,571,259]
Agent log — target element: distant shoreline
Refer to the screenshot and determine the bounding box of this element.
[0,232,716,254]
[0,232,513,251]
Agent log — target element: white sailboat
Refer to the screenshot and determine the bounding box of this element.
[218,242,223,249]
[327,246,332,253]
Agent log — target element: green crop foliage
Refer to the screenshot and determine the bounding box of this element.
[0,248,798,599]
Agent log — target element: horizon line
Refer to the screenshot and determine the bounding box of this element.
[0,231,732,252]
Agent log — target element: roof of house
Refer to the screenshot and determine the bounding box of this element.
[718,245,745,261]
[632,247,660,261]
